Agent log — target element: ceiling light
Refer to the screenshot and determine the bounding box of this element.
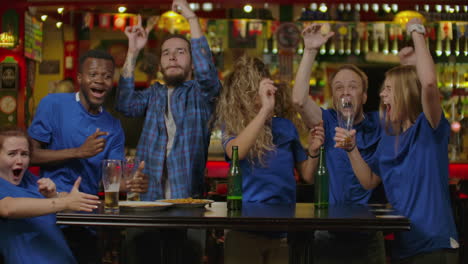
[56,21,63,28]
[57,7,64,14]
[118,6,127,13]
[319,3,327,13]
[202,2,213,12]
[40,15,48,21]
[189,3,200,11]
[243,4,253,13]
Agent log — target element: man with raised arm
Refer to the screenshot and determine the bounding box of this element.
[116,0,221,201]
[292,24,385,264]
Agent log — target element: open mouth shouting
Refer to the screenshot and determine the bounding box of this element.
[90,87,106,100]
[11,168,23,183]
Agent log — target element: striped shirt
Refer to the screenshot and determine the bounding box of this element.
[116,36,221,200]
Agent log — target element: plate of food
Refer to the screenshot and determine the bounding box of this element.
[119,201,173,211]
[158,198,214,208]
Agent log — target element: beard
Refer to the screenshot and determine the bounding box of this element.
[162,66,191,87]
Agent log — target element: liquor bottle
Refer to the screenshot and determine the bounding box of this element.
[227,146,242,210]
[314,146,329,209]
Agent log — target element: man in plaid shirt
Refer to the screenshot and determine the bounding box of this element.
[116,0,221,201]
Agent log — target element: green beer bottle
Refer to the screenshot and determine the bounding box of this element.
[314,146,329,209]
[227,146,242,210]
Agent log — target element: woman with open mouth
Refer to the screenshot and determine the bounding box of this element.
[0,127,100,264]
[335,18,459,264]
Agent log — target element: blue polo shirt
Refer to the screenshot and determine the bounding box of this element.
[223,117,307,204]
[322,109,381,205]
[28,93,125,195]
[0,175,77,264]
[369,113,458,259]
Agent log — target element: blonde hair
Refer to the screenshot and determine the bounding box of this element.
[215,56,303,165]
[380,65,423,135]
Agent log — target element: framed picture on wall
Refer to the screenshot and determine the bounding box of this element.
[0,63,19,90]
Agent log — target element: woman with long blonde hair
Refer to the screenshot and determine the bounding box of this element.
[217,56,322,264]
[335,18,459,263]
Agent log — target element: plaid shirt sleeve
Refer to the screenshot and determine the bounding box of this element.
[115,76,152,117]
[191,36,221,102]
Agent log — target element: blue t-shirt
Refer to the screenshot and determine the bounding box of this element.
[0,176,77,264]
[322,109,381,205]
[28,93,125,195]
[224,117,307,204]
[369,113,458,260]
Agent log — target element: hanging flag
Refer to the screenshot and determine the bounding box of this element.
[99,14,111,29]
[248,21,263,36]
[113,15,126,31]
[82,12,94,29]
[129,15,138,27]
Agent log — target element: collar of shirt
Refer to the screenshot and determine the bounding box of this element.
[75,92,103,113]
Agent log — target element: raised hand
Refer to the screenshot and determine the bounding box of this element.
[172,0,196,19]
[126,161,149,193]
[308,121,324,156]
[37,178,57,198]
[302,23,335,51]
[78,128,108,159]
[64,177,100,212]
[334,127,356,152]
[398,46,416,66]
[258,79,277,115]
[125,15,150,54]
[406,18,423,31]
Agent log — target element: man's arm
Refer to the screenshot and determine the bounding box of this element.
[30,129,108,166]
[173,0,221,100]
[334,127,381,189]
[292,24,334,128]
[116,15,155,117]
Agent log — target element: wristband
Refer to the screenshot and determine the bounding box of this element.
[308,151,320,159]
[345,144,356,153]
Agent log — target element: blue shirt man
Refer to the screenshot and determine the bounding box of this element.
[28,50,125,195]
[116,14,221,200]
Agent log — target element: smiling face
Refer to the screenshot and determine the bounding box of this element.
[331,69,367,123]
[0,136,30,185]
[77,58,114,114]
[160,37,193,88]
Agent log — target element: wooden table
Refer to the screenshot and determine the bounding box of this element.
[57,202,410,264]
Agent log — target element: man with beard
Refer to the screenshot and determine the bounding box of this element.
[116,0,221,201]
[28,50,148,264]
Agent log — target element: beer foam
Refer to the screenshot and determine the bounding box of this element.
[106,183,120,192]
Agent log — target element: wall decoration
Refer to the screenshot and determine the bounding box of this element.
[39,60,60,74]
[0,63,18,90]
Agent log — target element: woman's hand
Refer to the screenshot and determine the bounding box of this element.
[37,178,57,198]
[334,127,357,152]
[63,177,100,212]
[126,161,149,193]
[308,121,324,156]
[258,78,277,115]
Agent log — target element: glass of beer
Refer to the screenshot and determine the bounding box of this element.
[124,156,141,201]
[337,96,355,148]
[102,159,122,213]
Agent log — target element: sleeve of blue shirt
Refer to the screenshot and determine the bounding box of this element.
[191,36,221,104]
[116,76,153,117]
[28,95,54,144]
[290,125,308,164]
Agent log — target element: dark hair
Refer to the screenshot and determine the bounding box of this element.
[79,49,115,73]
[0,127,33,154]
[160,34,192,56]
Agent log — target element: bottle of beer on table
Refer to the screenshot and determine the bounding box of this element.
[314,146,329,209]
[227,146,242,211]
